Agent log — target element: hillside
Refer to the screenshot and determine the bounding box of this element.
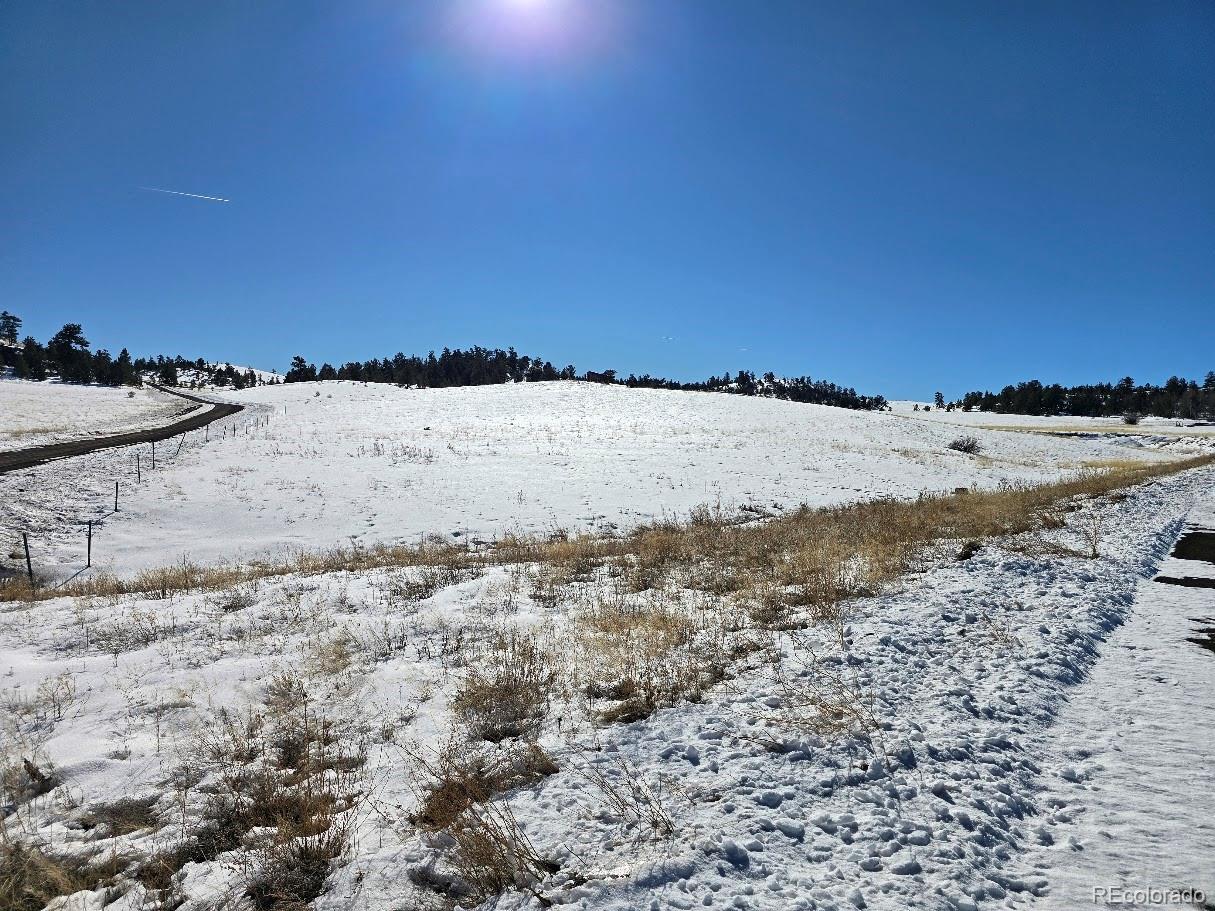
[0,377,202,452]
[0,380,1190,580]
[0,381,1212,911]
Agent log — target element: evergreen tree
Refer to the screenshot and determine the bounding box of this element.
[284,355,318,383]
[0,311,20,344]
[115,348,137,385]
[22,337,47,380]
[48,323,92,382]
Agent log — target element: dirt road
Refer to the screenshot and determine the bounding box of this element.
[0,385,243,474]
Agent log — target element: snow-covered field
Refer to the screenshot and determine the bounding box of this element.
[890,400,1215,440]
[0,378,200,451]
[1,380,1212,911]
[0,381,1200,581]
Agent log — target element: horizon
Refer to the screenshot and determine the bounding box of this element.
[3,1,1213,399]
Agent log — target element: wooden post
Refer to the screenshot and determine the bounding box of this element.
[114,481,119,512]
[205,424,209,442]
[22,533,33,585]
[151,440,156,470]
[87,521,92,568]
[137,453,141,483]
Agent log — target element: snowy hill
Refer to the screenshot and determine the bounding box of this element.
[0,380,1187,577]
[1,380,1212,911]
[0,376,202,452]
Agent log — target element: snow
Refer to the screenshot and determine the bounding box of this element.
[1009,497,1215,906]
[0,377,199,451]
[1,380,1212,911]
[0,381,1192,580]
[153,363,283,389]
[889,400,1215,443]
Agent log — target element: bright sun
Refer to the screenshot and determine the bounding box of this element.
[447,0,613,65]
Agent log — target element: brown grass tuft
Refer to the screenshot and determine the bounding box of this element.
[0,842,128,911]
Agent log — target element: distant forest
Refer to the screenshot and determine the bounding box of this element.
[0,311,265,389]
[1,310,885,411]
[960,375,1215,420]
[284,349,888,411]
[617,369,887,410]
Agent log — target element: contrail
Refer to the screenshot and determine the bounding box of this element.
[138,186,230,203]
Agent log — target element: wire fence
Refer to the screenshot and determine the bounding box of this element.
[9,408,281,589]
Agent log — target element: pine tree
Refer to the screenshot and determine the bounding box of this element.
[48,323,92,383]
[116,348,136,385]
[0,311,20,345]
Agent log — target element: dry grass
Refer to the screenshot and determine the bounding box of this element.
[978,423,1215,437]
[7,455,1208,606]
[445,800,557,905]
[0,842,128,911]
[411,739,557,832]
[408,739,558,905]
[79,795,161,837]
[4,456,1207,909]
[134,681,363,906]
[1,539,479,603]
[577,594,739,721]
[450,630,558,743]
[572,756,679,838]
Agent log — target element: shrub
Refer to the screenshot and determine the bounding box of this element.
[446,801,557,905]
[947,435,983,455]
[1122,412,1142,425]
[412,740,557,831]
[450,631,556,742]
[246,829,348,911]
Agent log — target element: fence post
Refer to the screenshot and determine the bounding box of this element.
[137,453,141,483]
[87,521,92,568]
[114,481,119,512]
[23,533,33,585]
[151,441,156,470]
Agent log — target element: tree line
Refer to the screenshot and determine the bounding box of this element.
[285,347,577,386]
[0,311,264,389]
[959,374,1215,420]
[1,309,886,411]
[618,369,888,410]
[284,348,888,411]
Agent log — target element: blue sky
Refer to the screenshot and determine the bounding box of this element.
[2,1,1212,399]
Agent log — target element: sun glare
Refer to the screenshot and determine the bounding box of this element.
[446,0,616,65]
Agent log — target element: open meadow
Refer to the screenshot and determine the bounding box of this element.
[2,382,1213,911]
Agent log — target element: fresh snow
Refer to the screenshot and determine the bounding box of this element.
[0,381,1194,581]
[0,377,199,452]
[889,400,1215,444]
[0,380,1212,911]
